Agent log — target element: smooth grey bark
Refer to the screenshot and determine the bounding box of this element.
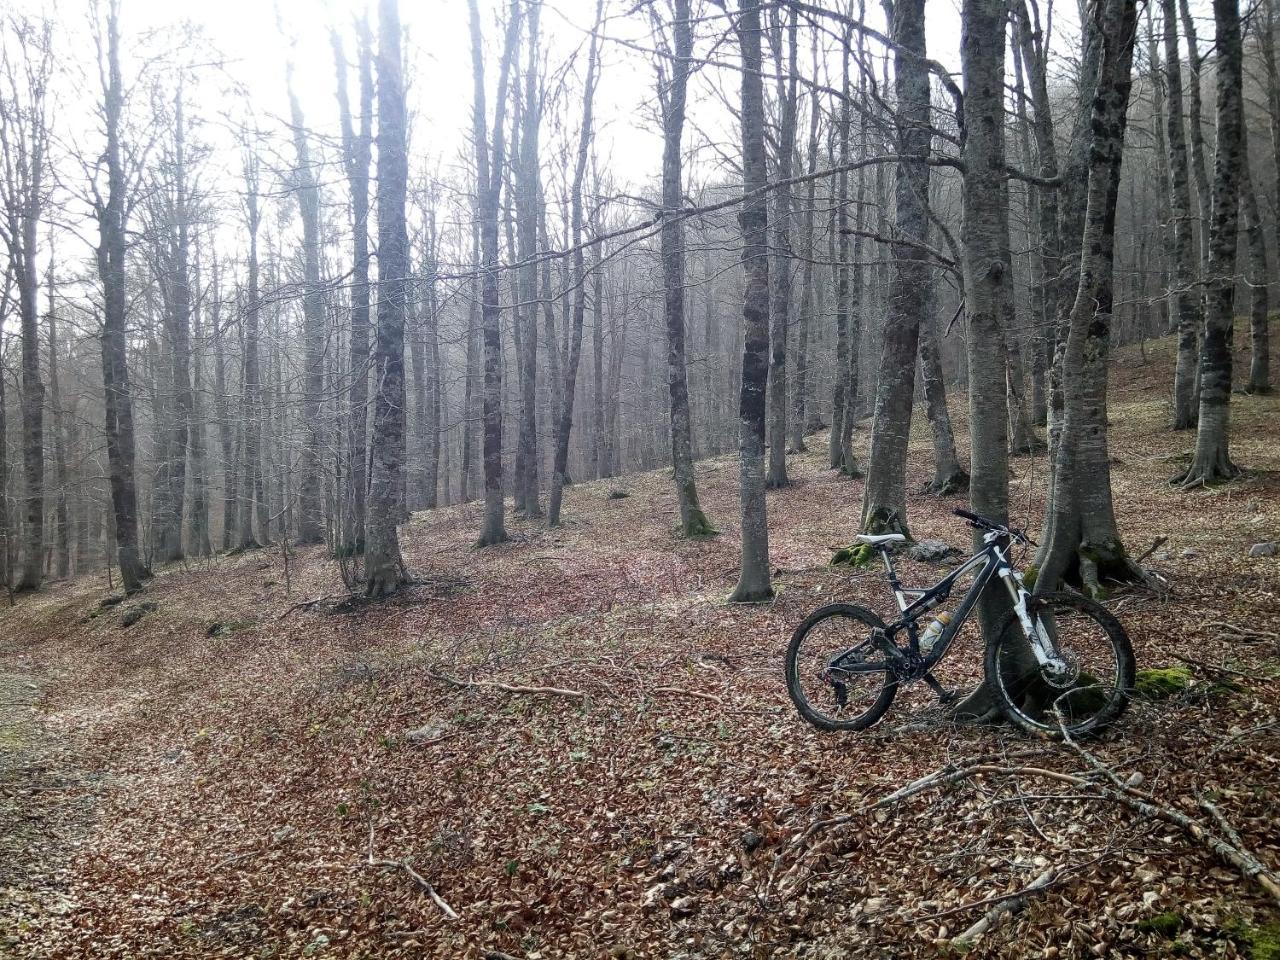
[547,0,602,528]
[1239,158,1269,395]
[765,6,798,489]
[332,17,373,552]
[285,70,326,545]
[93,0,148,592]
[1262,0,1279,394]
[45,264,70,578]
[1161,0,1202,429]
[238,155,267,550]
[210,255,237,550]
[0,17,50,589]
[861,0,930,537]
[728,0,774,604]
[460,218,479,504]
[365,0,410,597]
[514,1,543,517]
[952,0,1020,720]
[419,224,442,508]
[789,43,821,454]
[655,0,713,536]
[1177,0,1212,419]
[828,29,852,471]
[1013,0,1061,431]
[1175,0,1245,486]
[188,253,211,558]
[1036,0,1145,596]
[151,90,193,565]
[918,308,968,495]
[468,0,521,544]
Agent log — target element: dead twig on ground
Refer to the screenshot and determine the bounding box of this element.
[651,686,724,704]
[426,669,588,701]
[366,818,459,920]
[949,866,1058,949]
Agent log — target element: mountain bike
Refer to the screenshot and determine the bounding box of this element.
[785,509,1134,738]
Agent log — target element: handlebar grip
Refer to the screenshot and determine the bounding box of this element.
[952,508,985,525]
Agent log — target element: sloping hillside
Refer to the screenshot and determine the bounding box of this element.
[2,334,1279,959]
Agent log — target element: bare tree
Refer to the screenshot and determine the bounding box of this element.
[0,13,52,589]
[332,15,374,553]
[547,0,603,528]
[285,66,326,545]
[861,0,931,537]
[728,0,773,604]
[1160,0,1201,428]
[653,0,713,536]
[365,0,410,597]
[1175,0,1245,486]
[1037,0,1146,594]
[91,0,148,592]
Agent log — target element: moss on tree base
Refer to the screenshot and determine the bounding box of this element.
[680,510,718,539]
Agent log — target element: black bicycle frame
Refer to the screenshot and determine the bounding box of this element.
[835,538,1012,678]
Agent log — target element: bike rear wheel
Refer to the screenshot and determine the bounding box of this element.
[785,604,897,731]
[985,591,1134,738]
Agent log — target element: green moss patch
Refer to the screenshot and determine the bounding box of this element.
[1138,911,1185,937]
[1225,919,1280,960]
[1134,665,1192,701]
[831,543,876,568]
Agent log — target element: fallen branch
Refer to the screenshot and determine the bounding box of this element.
[1133,536,1168,565]
[370,857,460,920]
[277,593,347,620]
[950,866,1058,949]
[651,686,724,704]
[426,669,587,701]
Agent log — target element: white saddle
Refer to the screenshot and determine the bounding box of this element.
[855,533,907,546]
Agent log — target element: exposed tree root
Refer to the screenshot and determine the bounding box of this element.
[922,468,970,497]
[1173,456,1242,488]
[680,509,718,539]
[861,506,909,538]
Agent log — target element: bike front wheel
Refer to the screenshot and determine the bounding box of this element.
[785,603,897,731]
[986,591,1135,738]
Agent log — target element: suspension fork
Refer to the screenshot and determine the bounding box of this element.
[995,547,1060,667]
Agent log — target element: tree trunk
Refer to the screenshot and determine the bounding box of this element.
[655,0,713,537]
[45,266,70,578]
[286,73,326,545]
[332,17,373,552]
[789,44,821,454]
[728,0,773,604]
[1036,0,1146,596]
[861,0,930,537]
[953,0,1018,720]
[1239,159,1269,395]
[1175,0,1245,486]
[829,30,852,471]
[547,0,602,528]
[1160,0,1202,428]
[919,309,968,494]
[515,3,543,517]
[765,7,798,489]
[469,0,521,544]
[239,157,266,550]
[95,0,148,592]
[365,0,410,597]
[211,255,237,551]
[188,253,211,558]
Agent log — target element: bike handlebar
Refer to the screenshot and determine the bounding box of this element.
[952,508,1036,546]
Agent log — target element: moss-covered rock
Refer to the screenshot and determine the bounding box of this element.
[831,543,876,568]
[1134,665,1192,701]
[1138,911,1185,938]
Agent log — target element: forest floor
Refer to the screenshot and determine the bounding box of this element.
[2,331,1279,960]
